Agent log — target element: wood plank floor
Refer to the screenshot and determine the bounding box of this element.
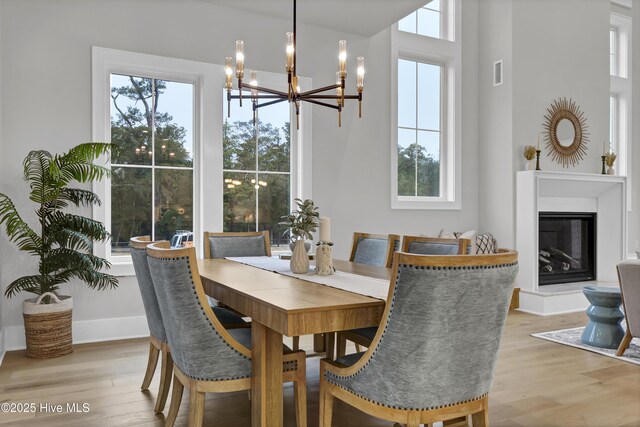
[0,310,638,426]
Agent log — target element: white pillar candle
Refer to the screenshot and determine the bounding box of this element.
[319,217,331,243]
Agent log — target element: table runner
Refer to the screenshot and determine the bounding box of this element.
[225,256,390,301]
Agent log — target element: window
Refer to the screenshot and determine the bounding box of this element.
[222,90,292,247]
[398,0,451,41]
[610,27,618,76]
[92,48,312,274]
[397,59,441,197]
[110,75,194,254]
[391,0,461,210]
[610,10,631,180]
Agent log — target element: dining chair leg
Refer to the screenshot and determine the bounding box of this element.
[616,330,632,356]
[319,386,333,427]
[293,336,300,351]
[165,373,184,427]
[406,411,421,427]
[336,334,346,358]
[154,348,173,413]
[354,343,362,353]
[142,339,160,390]
[471,408,488,427]
[187,384,205,427]
[294,358,308,427]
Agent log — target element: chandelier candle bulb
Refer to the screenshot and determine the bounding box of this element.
[286,32,294,71]
[319,217,331,243]
[339,40,347,76]
[250,70,257,97]
[225,57,233,89]
[356,57,365,91]
[235,40,245,78]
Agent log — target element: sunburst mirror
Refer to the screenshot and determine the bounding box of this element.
[543,98,589,168]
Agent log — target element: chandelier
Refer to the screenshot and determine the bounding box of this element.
[224,0,364,128]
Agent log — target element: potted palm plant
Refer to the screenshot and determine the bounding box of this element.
[0,143,118,358]
[280,198,319,274]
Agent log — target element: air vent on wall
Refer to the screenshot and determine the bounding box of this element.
[493,59,503,86]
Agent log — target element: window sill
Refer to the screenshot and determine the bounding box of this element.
[108,259,135,277]
[391,198,461,210]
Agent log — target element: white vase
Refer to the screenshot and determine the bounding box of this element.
[525,160,535,171]
[290,239,309,274]
[607,166,615,175]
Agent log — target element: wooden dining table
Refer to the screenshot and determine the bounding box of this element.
[197,258,391,427]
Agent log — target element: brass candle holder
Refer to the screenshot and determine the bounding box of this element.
[601,156,606,175]
[535,150,542,171]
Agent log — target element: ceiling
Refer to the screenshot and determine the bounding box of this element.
[198,0,430,37]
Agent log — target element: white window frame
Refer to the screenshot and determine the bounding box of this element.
[391,0,461,210]
[610,8,632,209]
[92,47,312,275]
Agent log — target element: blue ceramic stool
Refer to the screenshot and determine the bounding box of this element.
[581,286,625,349]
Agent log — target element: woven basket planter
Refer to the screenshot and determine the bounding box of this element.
[23,293,73,359]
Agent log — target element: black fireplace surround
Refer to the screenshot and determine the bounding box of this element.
[538,212,596,286]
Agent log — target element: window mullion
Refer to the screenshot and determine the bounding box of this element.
[151,78,156,241]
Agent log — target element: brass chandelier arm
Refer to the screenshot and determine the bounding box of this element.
[253,98,290,109]
[230,94,283,99]
[299,94,360,100]
[301,98,340,110]
[298,83,342,97]
[240,83,288,97]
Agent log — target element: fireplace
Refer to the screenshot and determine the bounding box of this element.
[538,212,596,286]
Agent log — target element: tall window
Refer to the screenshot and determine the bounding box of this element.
[610,9,631,177]
[397,59,441,197]
[391,0,461,209]
[109,75,194,254]
[222,90,292,247]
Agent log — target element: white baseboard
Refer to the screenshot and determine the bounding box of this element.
[3,315,149,352]
[0,328,5,366]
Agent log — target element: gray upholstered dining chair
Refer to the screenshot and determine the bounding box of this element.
[349,232,401,268]
[334,232,400,358]
[617,259,640,356]
[203,230,271,259]
[146,242,307,427]
[402,235,472,255]
[130,236,249,415]
[320,250,518,427]
[335,234,471,359]
[130,236,173,414]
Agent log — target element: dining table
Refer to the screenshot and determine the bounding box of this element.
[197,257,391,427]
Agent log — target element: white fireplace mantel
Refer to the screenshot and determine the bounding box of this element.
[516,171,627,314]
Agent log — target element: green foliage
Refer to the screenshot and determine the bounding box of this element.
[0,143,118,299]
[397,143,440,197]
[222,119,291,243]
[279,198,320,241]
[109,77,194,249]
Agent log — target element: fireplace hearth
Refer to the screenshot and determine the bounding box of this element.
[538,212,596,286]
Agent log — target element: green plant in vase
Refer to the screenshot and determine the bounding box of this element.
[280,198,319,273]
[0,143,118,358]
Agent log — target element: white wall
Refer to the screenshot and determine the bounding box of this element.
[0,0,5,360]
[632,3,640,256]
[478,0,614,249]
[0,0,479,346]
[478,0,513,249]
